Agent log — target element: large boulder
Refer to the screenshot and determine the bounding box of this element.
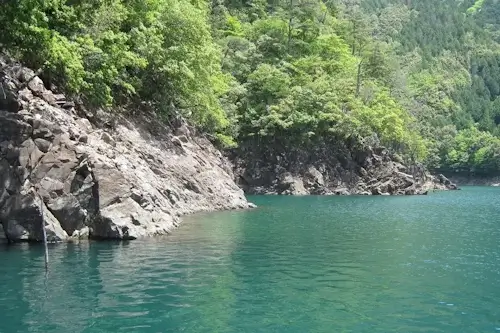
[437,174,458,190]
[277,172,308,195]
[46,194,88,236]
[303,166,325,194]
[91,163,131,208]
[0,192,68,242]
[90,198,174,239]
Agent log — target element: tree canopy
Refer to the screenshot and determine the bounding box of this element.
[3,0,500,174]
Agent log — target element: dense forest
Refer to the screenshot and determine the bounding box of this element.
[2,0,500,175]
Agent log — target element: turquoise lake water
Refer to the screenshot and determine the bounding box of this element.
[1,187,500,332]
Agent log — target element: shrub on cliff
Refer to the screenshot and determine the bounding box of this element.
[0,0,231,141]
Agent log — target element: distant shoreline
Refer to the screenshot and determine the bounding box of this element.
[445,175,500,186]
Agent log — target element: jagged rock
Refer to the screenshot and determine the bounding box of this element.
[27,76,45,94]
[277,172,308,195]
[0,112,32,143]
[68,127,80,141]
[436,174,458,190]
[92,164,131,208]
[47,194,87,235]
[0,193,68,242]
[32,143,78,183]
[304,166,325,193]
[100,132,116,147]
[34,138,51,153]
[234,139,458,196]
[17,67,35,83]
[175,125,190,137]
[76,118,92,132]
[78,134,88,143]
[19,138,43,170]
[0,81,20,113]
[32,127,54,140]
[0,56,252,242]
[38,177,65,199]
[41,90,56,105]
[71,226,89,239]
[91,198,173,239]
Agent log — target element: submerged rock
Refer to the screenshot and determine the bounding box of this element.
[0,57,252,242]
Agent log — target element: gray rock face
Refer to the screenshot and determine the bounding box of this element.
[0,56,252,242]
[233,140,459,196]
[1,192,68,242]
[277,172,308,195]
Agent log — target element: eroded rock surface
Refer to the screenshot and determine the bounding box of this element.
[233,140,458,196]
[0,56,251,242]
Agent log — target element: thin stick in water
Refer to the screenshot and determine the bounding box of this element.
[39,195,49,271]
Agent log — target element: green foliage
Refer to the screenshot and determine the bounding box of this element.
[4,0,500,174]
[467,0,486,14]
[445,127,500,174]
[211,0,426,157]
[0,0,230,135]
[356,0,500,173]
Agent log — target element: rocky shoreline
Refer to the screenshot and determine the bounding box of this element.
[445,175,500,186]
[232,141,458,196]
[0,57,252,243]
[0,58,458,243]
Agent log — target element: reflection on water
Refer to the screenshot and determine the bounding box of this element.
[1,187,500,333]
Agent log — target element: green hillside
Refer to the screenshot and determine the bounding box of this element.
[2,0,500,175]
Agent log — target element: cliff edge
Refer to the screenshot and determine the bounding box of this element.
[0,57,251,242]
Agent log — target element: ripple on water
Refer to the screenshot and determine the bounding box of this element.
[1,188,500,333]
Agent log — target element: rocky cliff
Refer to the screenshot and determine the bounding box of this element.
[0,57,251,242]
[445,174,500,186]
[232,139,457,195]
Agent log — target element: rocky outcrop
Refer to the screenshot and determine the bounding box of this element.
[233,140,458,196]
[433,174,459,190]
[0,56,251,242]
[444,174,500,186]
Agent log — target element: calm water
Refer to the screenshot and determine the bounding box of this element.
[1,187,500,333]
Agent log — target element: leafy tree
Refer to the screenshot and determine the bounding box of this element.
[4,0,500,173]
[0,0,232,141]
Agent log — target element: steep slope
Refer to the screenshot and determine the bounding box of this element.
[358,0,500,176]
[232,140,456,195]
[0,57,251,242]
[207,0,462,193]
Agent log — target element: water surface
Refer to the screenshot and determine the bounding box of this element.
[1,187,500,332]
